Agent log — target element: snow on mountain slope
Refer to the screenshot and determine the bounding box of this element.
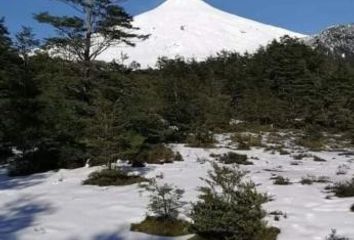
[98,0,306,68]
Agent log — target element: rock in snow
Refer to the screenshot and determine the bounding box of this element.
[97,0,306,68]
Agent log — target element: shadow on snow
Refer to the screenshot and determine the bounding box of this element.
[0,198,54,240]
[0,168,48,190]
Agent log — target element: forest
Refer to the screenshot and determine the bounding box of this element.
[0,16,354,175]
[1,1,354,239]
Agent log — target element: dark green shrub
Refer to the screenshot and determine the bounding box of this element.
[8,150,60,176]
[301,176,330,185]
[264,146,289,155]
[293,153,311,160]
[297,129,325,151]
[279,149,290,155]
[174,152,184,161]
[189,228,280,240]
[131,180,189,236]
[131,216,190,237]
[190,163,276,240]
[232,133,263,150]
[142,179,186,219]
[137,144,176,164]
[314,156,327,162]
[329,179,354,198]
[272,175,291,185]
[301,178,314,185]
[0,146,12,164]
[209,153,220,158]
[186,128,215,148]
[83,169,147,186]
[237,140,251,150]
[218,152,252,165]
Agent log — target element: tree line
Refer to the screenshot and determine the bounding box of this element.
[0,0,353,175]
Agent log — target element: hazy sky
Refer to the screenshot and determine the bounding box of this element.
[0,0,353,38]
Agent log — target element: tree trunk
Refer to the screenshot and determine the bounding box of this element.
[84,0,93,78]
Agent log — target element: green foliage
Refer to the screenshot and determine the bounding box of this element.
[188,228,280,240]
[232,133,263,150]
[329,178,354,198]
[8,149,60,176]
[83,168,147,186]
[218,152,252,165]
[15,26,40,64]
[186,128,216,148]
[296,127,326,151]
[131,216,190,237]
[190,163,272,240]
[2,18,354,177]
[35,0,148,62]
[300,177,314,185]
[137,144,178,165]
[142,179,186,219]
[272,175,291,185]
[174,152,184,161]
[85,96,120,169]
[314,156,327,162]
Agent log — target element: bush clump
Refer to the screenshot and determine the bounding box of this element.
[8,150,61,176]
[186,128,216,148]
[0,146,12,164]
[190,163,278,240]
[272,175,291,185]
[83,169,147,186]
[131,179,189,237]
[301,175,330,185]
[329,178,354,198]
[218,152,252,165]
[314,156,327,162]
[143,179,187,219]
[131,216,190,237]
[136,144,181,165]
[174,152,184,161]
[296,129,325,151]
[232,133,263,150]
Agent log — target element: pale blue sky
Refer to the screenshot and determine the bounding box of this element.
[0,0,353,38]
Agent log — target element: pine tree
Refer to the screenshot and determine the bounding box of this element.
[190,163,269,240]
[14,26,40,65]
[86,96,120,169]
[0,18,19,161]
[35,0,148,65]
[143,179,186,220]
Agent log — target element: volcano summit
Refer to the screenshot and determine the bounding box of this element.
[98,0,306,68]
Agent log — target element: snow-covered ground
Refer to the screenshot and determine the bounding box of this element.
[98,0,306,68]
[1,134,354,240]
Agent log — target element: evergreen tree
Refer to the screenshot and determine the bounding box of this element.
[35,0,148,65]
[86,96,120,169]
[0,18,19,161]
[143,179,186,220]
[14,26,40,65]
[190,163,269,240]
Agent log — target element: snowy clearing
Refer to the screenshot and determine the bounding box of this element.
[1,134,354,240]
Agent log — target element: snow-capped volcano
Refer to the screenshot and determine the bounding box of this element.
[98,0,306,68]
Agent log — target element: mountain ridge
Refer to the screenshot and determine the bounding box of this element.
[307,23,354,59]
[98,0,306,68]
